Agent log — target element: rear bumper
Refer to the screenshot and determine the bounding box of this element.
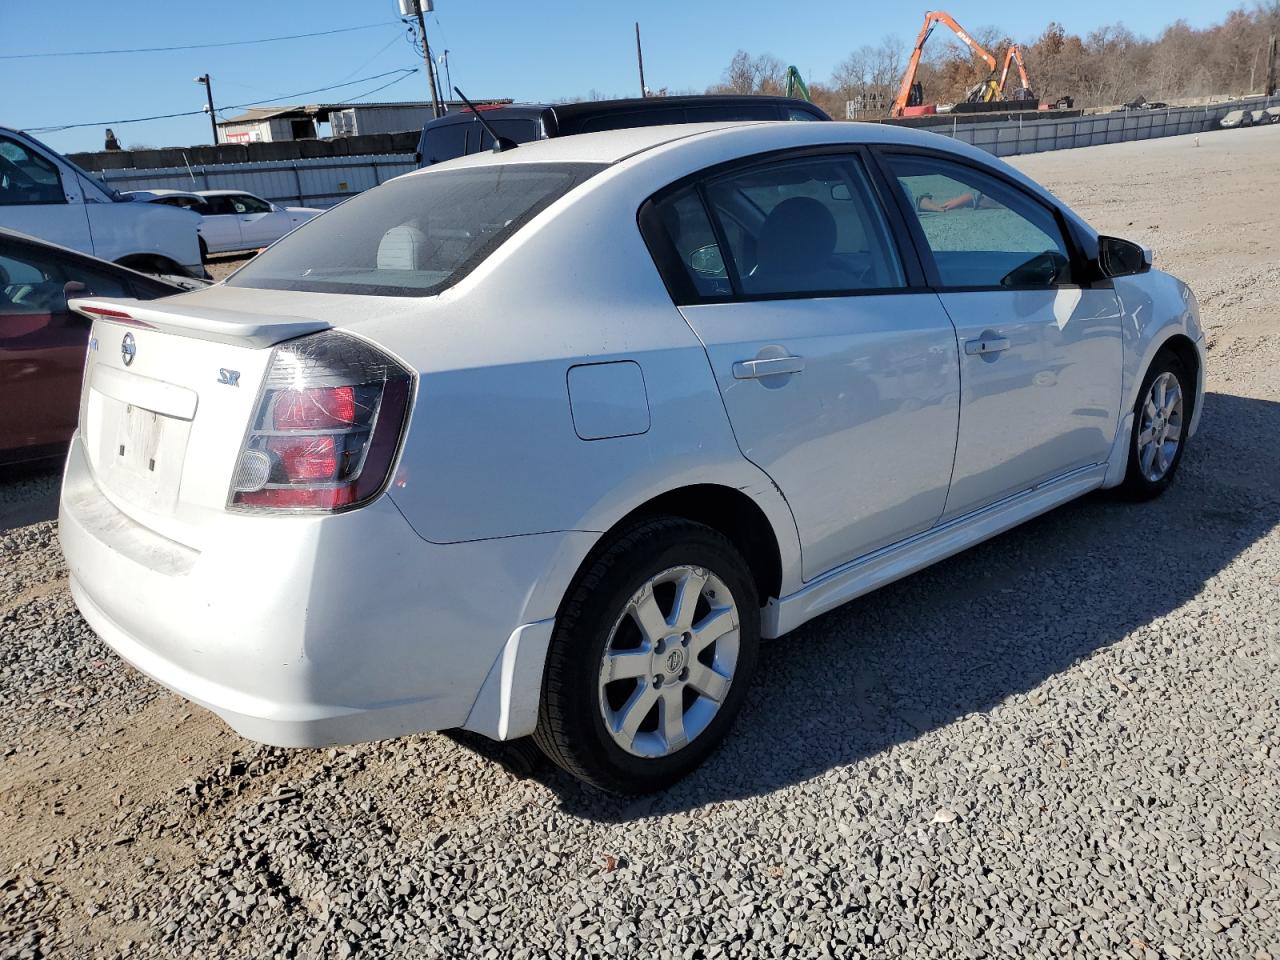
[58,435,587,747]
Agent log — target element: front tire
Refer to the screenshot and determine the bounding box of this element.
[1118,351,1191,500]
[534,518,760,794]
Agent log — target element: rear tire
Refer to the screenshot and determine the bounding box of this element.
[1117,351,1191,500]
[534,518,760,794]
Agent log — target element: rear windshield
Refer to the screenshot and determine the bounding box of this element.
[227,162,603,297]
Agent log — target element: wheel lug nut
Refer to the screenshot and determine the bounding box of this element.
[681,633,690,646]
[653,675,662,688]
[679,668,689,681]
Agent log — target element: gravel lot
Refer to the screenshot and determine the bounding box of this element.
[3,126,1279,960]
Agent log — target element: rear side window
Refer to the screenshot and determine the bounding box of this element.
[227,162,604,297]
[885,153,1072,288]
[420,123,468,165]
[684,103,778,122]
[202,195,237,215]
[576,108,686,133]
[703,154,905,296]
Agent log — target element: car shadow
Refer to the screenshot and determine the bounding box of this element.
[467,390,1280,820]
[0,460,62,533]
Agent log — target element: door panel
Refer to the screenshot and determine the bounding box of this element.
[939,288,1122,518]
[0,135,92,253]
[880,150,1124,518]
[682,295,960,578]
[651,151,959,581]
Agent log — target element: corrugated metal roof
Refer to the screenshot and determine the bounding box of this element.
[218,106,312,126]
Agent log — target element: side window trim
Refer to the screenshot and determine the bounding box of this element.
[638,144,929,307]
[868,145,1086,291]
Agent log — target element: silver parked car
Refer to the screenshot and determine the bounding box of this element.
[62,121,1205,793]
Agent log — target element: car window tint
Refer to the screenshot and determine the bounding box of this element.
[684,103,777,122]
[786,108,823,121]
[202,195,236,215]
[0,137,65,206]
[703,154,905,296]
[421,123,469,164]
[577,108,684,133]
[227,162,604,297]
[886,154,1072,288]
[651,188,732,298]
[0,247,127,317]
[475,119,541,151]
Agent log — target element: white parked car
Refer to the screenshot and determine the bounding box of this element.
[0,126,204,277]
[60,121,1205,793]
[125,188,322,259]
[1218,109,1253,129]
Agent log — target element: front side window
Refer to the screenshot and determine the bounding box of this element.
[702,154,905,297]
[0,137,65,206]
[885,153,1072,288]
[233,194,271,214]
[228,162,603,297]
[202,195,237,215]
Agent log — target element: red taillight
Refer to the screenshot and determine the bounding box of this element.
[271,385,357,430]
[228,333,413,514]
[264,435,340,482]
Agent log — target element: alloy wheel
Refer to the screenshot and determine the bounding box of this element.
[598,565,740,759]
[1137,371,1184,482]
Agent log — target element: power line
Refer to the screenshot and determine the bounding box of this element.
[24,68,419,132]
[0,22,397,61]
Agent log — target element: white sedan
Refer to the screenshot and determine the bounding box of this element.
[61,121,1205,794]
[125,188,322,258]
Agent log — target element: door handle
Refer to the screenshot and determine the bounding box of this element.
[964,336,1011,356]
[732,355,806,379]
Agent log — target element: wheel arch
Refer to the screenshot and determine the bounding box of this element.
[114,253,185,276]
[599,483,785,607]
[460,481,792,743]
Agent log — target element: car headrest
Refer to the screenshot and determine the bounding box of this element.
[377,225,430,271]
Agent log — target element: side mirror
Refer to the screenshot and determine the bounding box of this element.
[1097,236,1150,277]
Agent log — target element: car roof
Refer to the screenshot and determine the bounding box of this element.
[422,95,827,129]
[405,119,985,172]
[551,94,824,123]
[196,189,258,197]
[126,189,201,198]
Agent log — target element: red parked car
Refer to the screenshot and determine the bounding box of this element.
[0,228,192,465]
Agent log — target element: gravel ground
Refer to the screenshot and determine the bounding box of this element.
[3,126,1279,960]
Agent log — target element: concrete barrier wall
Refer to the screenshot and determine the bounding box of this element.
[96,154,417,208]
[96,95,1277,205]
[934,95,1278,157]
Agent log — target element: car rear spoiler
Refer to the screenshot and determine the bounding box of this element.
[68,297,330,349]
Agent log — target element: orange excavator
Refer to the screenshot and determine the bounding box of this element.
[997,44,1033,100]
[891,11,1001,116]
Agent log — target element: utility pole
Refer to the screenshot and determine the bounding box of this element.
[439,49,452,100]
[412,1,442,118]
[635,22,647,98]
[194,74,218,144]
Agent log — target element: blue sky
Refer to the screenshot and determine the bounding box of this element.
[3,0,1229,154]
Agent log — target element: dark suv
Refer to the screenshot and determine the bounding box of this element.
[415,95,830,167]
